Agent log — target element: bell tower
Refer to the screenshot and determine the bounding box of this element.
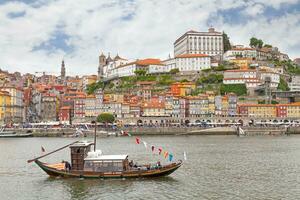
[98,52,106,79]
[61,60,66,80]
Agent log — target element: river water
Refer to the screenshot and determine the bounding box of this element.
[1,135,300,200]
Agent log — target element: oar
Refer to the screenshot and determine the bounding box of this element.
[27,140,79,163]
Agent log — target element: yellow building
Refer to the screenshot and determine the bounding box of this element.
[230,58,253,70]
[205,91,215,115]
[286,103,300,118]
[0,91,11,122]
[247,104,277,118]
[84,95,97,118]
[221,96,229,115]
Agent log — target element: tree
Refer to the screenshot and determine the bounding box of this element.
[86,81,104,95]
[108,82,114,89]
[134,69,147,76]
[220,84,247,96]
[169,68,179,74]
[97,113,115,123]
[223,32,231,52]
[277,77,290,91]
[264,44,272,48]
[180,79,189,83]
[250,37,264,48]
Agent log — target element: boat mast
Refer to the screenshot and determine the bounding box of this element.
[93,120,97,151]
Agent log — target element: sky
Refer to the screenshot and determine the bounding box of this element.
[0,0,299,76]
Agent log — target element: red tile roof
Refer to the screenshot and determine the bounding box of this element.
[175,54,209,58]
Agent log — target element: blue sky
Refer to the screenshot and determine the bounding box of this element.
[0,0,299,75]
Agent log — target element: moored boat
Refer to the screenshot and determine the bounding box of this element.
[29,141,182,178]
[0,129,33,138]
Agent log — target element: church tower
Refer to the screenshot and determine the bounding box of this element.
[61,60,66,80]
[98,52,106,78]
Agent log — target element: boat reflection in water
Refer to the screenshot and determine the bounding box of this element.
[28,140,182,179]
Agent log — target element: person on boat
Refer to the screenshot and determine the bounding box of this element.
[156,161,162,169]
[62,160,72,171]
[129,160,134,168]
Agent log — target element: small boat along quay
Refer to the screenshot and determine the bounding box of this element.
[4,126,300,137]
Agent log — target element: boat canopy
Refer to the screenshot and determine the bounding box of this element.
[84,155,128,161]
[70,141,94,147]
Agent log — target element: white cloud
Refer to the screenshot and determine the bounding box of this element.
[244,3,265,16]
[0,0,299,76]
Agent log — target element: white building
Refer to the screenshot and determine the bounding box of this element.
[174,27,223,58]
[175,54,211,72]
[289,76,300,91]
[223,47,257,61]
[223,69,280,88]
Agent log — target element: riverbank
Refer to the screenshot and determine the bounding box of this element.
[6,126,300,137]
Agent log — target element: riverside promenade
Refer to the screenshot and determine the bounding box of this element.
[7,126,300,137]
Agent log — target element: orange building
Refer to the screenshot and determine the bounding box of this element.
[170,82,196,96]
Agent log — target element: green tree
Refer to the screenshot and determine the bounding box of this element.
[220,84,247,96]
[169,68,179,74]
[86,81,104,95]
[223,32,231,52]
[250,37,264,48]
[108,82,114,89]
[277,77,290,91]
[264,44,272,48]
[97,113,115,123]
[134,69,147,76]
[180,79,189,83]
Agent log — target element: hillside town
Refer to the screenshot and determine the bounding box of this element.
[1,27,300,127]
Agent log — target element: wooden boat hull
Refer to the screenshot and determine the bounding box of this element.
[35,160,182,179]
[0,133,33,138]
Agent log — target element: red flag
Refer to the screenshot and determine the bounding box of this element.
[135,137,140,144]
[151,145,155,152]
[164,151,169,158]
[41,146,45,153]
[158,148,162,155]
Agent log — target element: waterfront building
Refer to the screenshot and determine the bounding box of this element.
[73,94,86,120]
[1,86,24,123]
[179,98,188,118]
[59,106,71,123]
[141,98,166,117]
[214,95,222,116]
[174,27,223,58]
[186,95,209,117]
[286,103,300,118]
[129,104,141,118]
[165,95,180,118]
[238,103,300,118]
[206,91,215,116]
[221,96,229,116]
[84,95,97,118]
[100,102,122,118]
[121,103,130,118]
[238,104,277,118]
[40,93,58,121]
[227,93,238,116]
[0,91,11,123]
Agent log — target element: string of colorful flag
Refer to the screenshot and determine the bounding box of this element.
[135,136,174,162]
[121,130,187,162]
